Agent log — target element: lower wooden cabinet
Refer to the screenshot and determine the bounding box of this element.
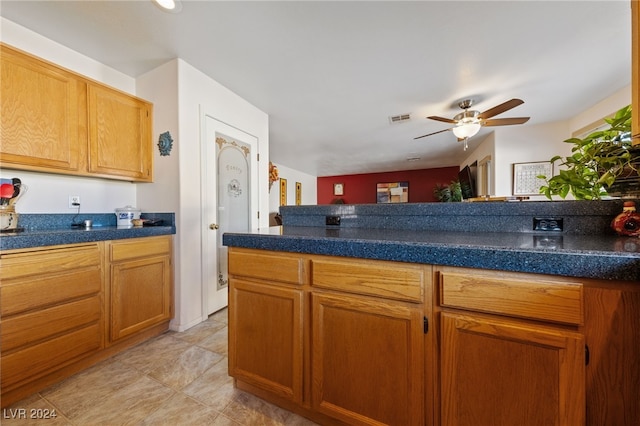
[108,236,172,341]
[0,244,104,395]
[228,249,639,426]
[311,292,424,425]
[0,235,174,408]
[229,278,304,403]
[440,312,584,426]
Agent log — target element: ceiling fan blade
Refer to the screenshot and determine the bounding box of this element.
[427,115,457,124]
[483,117,530,126]
[414,128,452,140]
[478,99,524,120]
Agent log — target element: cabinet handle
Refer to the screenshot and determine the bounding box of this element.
[209,223,219,230]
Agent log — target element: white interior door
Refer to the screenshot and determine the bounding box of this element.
[202,113,258,315]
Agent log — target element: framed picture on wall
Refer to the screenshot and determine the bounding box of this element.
[280,178,287,206]
[513,162,553,196]
[334,183,344,196]
[295,182,302,205]
[376,182,409,203]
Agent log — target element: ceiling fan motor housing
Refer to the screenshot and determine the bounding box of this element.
[454,110,480,124]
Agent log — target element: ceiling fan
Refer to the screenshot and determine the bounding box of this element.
[414,98,530,150]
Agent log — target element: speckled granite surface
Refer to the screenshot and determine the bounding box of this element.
[0,213,175,250]
[224,201,640,282]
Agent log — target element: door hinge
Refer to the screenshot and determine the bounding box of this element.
[257,153,260,161]
[585,345,590,366]
[423,316,428,334]
[257,211,260,219]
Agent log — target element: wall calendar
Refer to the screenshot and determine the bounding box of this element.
[513,162,553,196]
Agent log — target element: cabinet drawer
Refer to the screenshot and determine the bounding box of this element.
[1,323,102,389]
[312,257,424,302]
[228,249,305,285]
[110,236,171,262]
[0,244,100,280]
[439,267,583,325]
[1,268,101,317]
[1,296,102,352]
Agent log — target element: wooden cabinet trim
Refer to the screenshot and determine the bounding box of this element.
[109,236,171,262]
[0,244,100,280]
[228,248,305,285]
[439,267,584,325]
[311,257,424,302]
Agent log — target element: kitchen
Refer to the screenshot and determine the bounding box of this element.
[1,1,639,425]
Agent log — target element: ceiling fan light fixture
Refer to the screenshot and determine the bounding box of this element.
[452,122,481,139]
[153,0,182,13]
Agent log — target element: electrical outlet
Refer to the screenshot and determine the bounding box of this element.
[326,215,341,226]
[533,217,563,232]
[69,195,81,209]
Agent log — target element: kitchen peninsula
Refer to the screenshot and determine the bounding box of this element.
[223,200,640,426]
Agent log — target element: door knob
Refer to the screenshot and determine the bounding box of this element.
[209,223,219,230]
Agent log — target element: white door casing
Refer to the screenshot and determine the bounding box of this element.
[201,111,259,316]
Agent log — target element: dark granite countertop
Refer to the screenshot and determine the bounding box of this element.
[223,226,640,282]
[0,212,175,251]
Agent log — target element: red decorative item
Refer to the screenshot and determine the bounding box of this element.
[611,201,640,236]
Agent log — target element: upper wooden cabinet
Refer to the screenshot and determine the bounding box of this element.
[0,44,82,172]
[88,84,152,181]
[0,43,153,182]
[632,0,639,143]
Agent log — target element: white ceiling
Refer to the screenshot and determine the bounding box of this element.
[0,1,632,177]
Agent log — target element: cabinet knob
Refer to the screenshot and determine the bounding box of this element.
[209,223,219,230]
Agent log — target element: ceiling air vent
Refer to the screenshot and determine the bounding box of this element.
[389,113,411,124]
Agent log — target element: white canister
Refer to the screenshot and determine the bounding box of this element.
[115,205,141,227]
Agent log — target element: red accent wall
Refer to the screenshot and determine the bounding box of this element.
[317,167,460,204]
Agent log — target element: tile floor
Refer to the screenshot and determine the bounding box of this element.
[3,309,318,426]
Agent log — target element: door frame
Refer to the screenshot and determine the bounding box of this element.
[199,107,260,318]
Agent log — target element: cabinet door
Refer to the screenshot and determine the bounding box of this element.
[440,312,585,426]
[110,255,171,341]
[0,44,81,171]
[228,278,304,404]
[88,84,152,181]
[311,292,424,426]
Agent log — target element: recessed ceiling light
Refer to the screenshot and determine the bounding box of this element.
[153,0,182,13]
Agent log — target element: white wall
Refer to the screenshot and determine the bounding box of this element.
[136,59,269,332]
[461,85,632,198]
[268,162,318,215]
[0,18,138,214]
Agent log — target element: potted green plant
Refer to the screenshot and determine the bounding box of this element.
[540,105,639,200]
[434,180,462,202]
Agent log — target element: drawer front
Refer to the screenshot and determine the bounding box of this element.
[1,323,102,389]
[228,249,305,285]
[110,236,171,262]
[1,296,102,352]
[1,268,101,317]
[0,244,100,280]
[312,257,424,302]
[439,267,583,325]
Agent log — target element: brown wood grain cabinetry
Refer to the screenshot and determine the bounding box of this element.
[632,0,639,144]
[0,235,174,408]
[0,43,153,182]
[437,267,586,425]
[0,244,104,397]
[228,248,429,425]
[229,249,640,425]
[108,236,172,341]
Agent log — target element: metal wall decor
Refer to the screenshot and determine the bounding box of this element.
[157,131,174,156]
[296,182,302,205]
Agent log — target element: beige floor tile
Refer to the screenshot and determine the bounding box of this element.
[2,394,72,426]
[136,393,220,425]
[72,376,174,424]
[148,346,224,390]
[113,333,193,373]
[41,360,145,419]
[182,357,238,412]
[173,320,227,345]
[222,391,294,426]
[210,308,229,324]
[197,327,228,355]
